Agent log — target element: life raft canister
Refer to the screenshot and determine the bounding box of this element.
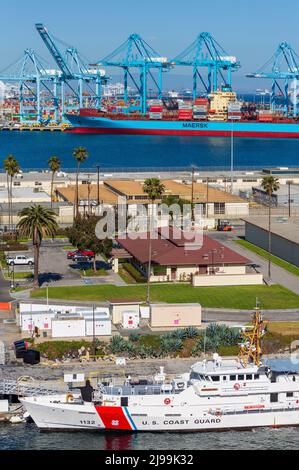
[234,383,241,390]
[66,393,74,402]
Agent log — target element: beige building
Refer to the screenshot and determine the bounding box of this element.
[150,303,202,330]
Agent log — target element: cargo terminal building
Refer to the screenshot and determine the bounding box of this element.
[244,217,299,267]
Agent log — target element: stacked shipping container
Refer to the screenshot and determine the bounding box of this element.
[227,101,243,120]
[193,98,209,120]
[148,99,163,120]
[178,101,193,120]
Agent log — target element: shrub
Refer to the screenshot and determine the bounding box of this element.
[122,263,146,283]
[108,335,129,354]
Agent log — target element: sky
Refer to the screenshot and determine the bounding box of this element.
[1,0,299,92]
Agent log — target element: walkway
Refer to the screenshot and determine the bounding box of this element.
[224,238,299,296]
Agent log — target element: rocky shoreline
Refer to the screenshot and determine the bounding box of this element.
[0,353,295,384]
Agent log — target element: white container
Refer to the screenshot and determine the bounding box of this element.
[122,311,139,329]
[85,318,111,336]
[140,306,150,319]
[52,318,86,338]
[0,400,9,412]
[64,373,85,383]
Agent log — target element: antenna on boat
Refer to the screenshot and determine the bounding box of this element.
[238,302,267,368]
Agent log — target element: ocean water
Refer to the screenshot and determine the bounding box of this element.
[0,423,298,450]
[1,131,299,170]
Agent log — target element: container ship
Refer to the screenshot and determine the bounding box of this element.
[65,89,299,138]
[20,309,299,432]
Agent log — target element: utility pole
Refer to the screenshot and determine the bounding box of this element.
[206,177,209,219]
[287,180,292,218]
[92,306,96,361]
[191,166,195,224]
[96,165,100,206]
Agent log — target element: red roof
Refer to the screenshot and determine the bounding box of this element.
[117,230,249,266]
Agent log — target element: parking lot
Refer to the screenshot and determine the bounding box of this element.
[4,239,113,287]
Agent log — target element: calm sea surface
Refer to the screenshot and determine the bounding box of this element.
[1,132,299,170]
[0,360,298,450]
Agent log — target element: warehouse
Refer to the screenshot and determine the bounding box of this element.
[244,217,299,267]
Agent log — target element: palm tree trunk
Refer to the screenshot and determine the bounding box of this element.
[74,162,80,219]
[146,200,154,304]
[9,175,13,234]
[50,171,54,209]
[93,256,97,273]
[33,243,39,289]
[33,227,40,289]
[6,172,10,233]
[268,192,272,280]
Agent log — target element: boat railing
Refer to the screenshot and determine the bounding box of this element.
[209,403,299,416]
[103,384,169,396]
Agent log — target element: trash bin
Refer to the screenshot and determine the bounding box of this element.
[23,349,40,365]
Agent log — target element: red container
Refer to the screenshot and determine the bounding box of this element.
[149,106,163,112]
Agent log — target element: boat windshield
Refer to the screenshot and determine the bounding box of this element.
[190,372,209,381]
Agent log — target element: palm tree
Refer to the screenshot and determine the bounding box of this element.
[143,178,165,304]
[261,176,280,280]
[73,147,88,219]
[3,155,20,233]
[48,156,61,209]
[17,205,59,289]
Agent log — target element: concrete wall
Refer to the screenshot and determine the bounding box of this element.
[150,304,201,329]
[192,273,263,287]
[245,222,299,268]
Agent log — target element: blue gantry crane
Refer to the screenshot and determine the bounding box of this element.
[247,42,299,116]
[172,32,241,100]
[96,33,171,114]
[0,48,60,123]
[35,23,108,119]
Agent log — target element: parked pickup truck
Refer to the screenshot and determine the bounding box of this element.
[6,255,34,266]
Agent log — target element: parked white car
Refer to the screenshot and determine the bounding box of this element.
[6,255,34,266]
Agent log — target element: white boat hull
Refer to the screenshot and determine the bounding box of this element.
[21,397,299,432]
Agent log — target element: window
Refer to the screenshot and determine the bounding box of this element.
[211,376,220,382]
[287,392,293,398]
[222,376,227,381]
[270,393,278,403]
[238,374,244,380]
[254,374,259,380]
[13,181,21,186]
[246,375,253,380]
[230,375,236,381]
[214,202,225,215]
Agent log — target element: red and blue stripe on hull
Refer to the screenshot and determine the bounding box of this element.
[95,405,137,431]
[65,114,299,138]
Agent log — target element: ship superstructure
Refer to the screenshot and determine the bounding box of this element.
[20,309,299,432]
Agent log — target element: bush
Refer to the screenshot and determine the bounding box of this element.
[122,263,146,283]
[108,335,129,354]
[36,340,91,360]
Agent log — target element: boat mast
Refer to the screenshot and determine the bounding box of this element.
[239,307,267,368]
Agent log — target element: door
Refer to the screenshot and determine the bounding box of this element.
[171,268,177,280]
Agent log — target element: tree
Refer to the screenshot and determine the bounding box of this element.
[73,147,88,219]
[48,156,61,209]
[143,178,165,304]
[261,176,280,280]
[3,155,20,233]
[66,215,112,272]
[17,205,58,288]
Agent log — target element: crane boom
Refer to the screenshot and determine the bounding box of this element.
[35,23,73,78]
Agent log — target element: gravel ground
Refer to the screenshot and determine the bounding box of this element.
[0,354,292,385]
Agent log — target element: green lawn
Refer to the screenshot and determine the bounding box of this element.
[234,239,299,277]
[5,271,33,280]
[30,283,299,309]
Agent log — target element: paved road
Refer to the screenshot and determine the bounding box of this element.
[222,238,299,295]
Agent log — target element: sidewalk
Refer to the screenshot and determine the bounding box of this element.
[225,239,299,295]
